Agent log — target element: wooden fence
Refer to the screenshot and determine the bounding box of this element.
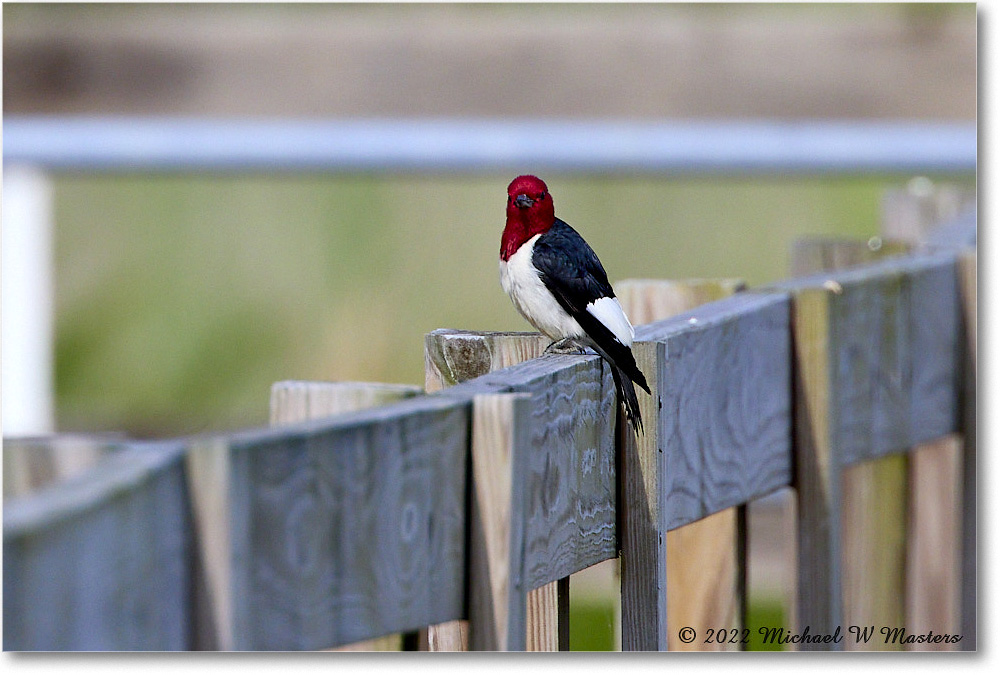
[3,190,976,651]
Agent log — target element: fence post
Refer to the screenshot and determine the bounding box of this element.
[186,380,421,650]
[783,224,969,650]
[424,330,565,651]
[786,284,843,648]
[466,391,535,650]
[791,240,911,650]
[615,278,745,651]
[269,380,421,651]
[882,186,974,650]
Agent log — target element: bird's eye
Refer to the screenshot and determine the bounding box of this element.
[539,192,547,200]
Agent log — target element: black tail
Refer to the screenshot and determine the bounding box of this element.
[611,364,644,436]
[585,337,649,436]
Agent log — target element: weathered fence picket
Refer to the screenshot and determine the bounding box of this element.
[621,291,793,650]
[768,249,965,650]
[270,380,420,651]
[424,330,562,651]
[615,277,747,652]
[3,441,191,650]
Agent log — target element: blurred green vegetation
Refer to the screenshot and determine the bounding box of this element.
[52,174,973,436]
[570,598,616,651]
[567,596,784,651]
[745,598,786,651]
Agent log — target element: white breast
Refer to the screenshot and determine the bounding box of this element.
[499,234,586,341]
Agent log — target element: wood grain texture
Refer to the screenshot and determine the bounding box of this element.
[270,380,420,651]
[789,236,922,653]
[619,337,664,651]
[517,356,618,588]
[771,249,965,650]
[841,455,907,651]
[883,192,976,650]
[618,279,747,653]
[905,435,962,650]
[772,253,961,465]
[526,577,569,650]
[424,329,550,393]
[441,352,620,587]
[3,442,191,651]
[785,285,843,647]
[425,330,568,652]
[224,395,470,650]
[464,393,532,651]
[436,349,618,650]
[619,291,792,650]
[636,293,793,527]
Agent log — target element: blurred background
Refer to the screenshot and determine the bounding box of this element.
[2,2,977,650]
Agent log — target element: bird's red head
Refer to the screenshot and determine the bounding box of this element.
[501,175,556,261]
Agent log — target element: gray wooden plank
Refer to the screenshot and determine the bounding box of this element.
[268,380,419,651]
[634,292,793,530]
[440,294,792,585]
[771,252,961,465]
[222,394,470,650]
[425,330,569,651]
[517,356,618,590]
[502,393,533,652]
[766,249,964,648]
[3,442,191,651]
[440,352,618,591]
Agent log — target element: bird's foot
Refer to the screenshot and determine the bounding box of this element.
[544,338,587,355]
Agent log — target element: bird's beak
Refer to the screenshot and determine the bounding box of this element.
[514,194,534,209]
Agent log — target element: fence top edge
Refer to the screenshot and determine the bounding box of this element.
[436,351,605,400]
[3,440,187,539]
[765,248,960,294]
[270,379,422,395]
[426,328,544,342]
[433,293,792,393]
[634,290,788,342]
[224,392,469,450]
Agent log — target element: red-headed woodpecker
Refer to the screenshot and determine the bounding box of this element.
[499,175,650,434]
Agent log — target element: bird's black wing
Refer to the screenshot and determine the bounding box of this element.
[531,219,650,396]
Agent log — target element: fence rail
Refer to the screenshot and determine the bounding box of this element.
[2,117,977,174]
[3,197,976,651]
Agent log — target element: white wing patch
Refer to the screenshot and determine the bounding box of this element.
[587,296,635,347]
